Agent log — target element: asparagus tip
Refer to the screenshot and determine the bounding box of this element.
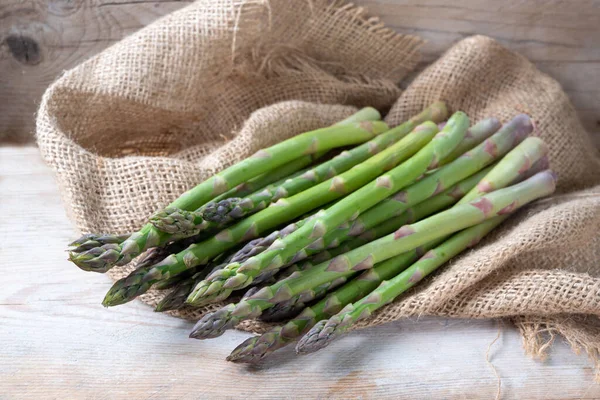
[189,310,231,340]
[101,280,132,307]
[102,293,124,307]
[68,251,113,273]
[226,336,265,363]
[201,198,244,224]
[295,320,335,355]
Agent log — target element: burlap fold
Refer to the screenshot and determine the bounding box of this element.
[37,0,600,371]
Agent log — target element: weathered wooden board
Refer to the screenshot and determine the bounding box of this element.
[0,0,194,141]
[1,0,599,147]
[358,0,600,148]
[1,145,598,399]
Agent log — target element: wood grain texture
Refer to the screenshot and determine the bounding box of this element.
[0,0,193,142]
[1,0,599,147]
[1,145,599,399]
[357,0,600,149]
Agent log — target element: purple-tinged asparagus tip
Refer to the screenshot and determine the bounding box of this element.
[189,310,232,340]
[68,246,120,273]
[295,320,335,354]
[227,336,267,363]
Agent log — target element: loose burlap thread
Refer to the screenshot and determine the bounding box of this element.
[36,0,600,372]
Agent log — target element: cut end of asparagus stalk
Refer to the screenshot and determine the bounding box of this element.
[438,117,502,166]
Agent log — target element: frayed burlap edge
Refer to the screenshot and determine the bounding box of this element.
[515,315,600,381]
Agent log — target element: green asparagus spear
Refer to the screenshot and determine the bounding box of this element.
[149,208,208,236]
[150,103,447,233]
[102,263,159,307]
[207,106,381,208]
[229,143,546,360]
[209,163,500,328]
[347,142,546,274]
[155,270,211,312]
[305,134,545,260]
[456,137,548,205]
[438,118,501,166]
[257,283,332,323]
[192,103,449,226]
[104,114,535,305]
[214,200,339,271]
[210,153,326,203]
[154,266,203,290]
[155,219,313,312]
[257,243,361,322]
[150,153,331,235]
[335,107,382,125]
[154,199,326,284]
[228,240,441,362]
[307,170,555,278]
[272,168,495,310]
[294,142,550,352]
[154,247,246,312]
[101,235,204,306]
[288,166,494,263]
[123,206,332,309]
[231,138,549,357]
[68,233,131,253]
[105,121,439,306]
[153,103,444,239]
[152,119,389,217]
[189,112,470,304]
[105,212,318,307]
[295,216,509,354]
[337,114,534,238]
[69,116,389,273]
[188,170,556,339]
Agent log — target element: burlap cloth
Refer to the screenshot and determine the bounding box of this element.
[36,0,600,371]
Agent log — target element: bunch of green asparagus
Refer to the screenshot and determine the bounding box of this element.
[68,102,555,362]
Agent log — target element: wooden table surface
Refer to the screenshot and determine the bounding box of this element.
[2,145,599,399]
[2,0,600,398]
